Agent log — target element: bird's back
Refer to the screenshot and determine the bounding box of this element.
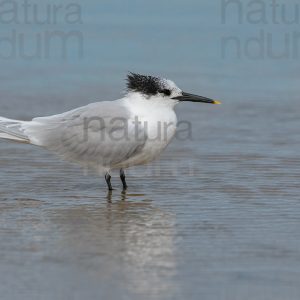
[22,100,148,173]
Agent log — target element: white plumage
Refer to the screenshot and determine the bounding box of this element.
[0,73,219,190]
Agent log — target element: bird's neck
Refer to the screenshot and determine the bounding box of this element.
[122,93,177,127]
[124,92,177,111]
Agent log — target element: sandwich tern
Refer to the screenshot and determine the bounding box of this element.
[0,73,220,190]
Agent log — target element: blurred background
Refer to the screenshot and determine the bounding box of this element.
[0,1,299,300]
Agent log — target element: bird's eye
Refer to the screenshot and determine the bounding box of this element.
[160,89,171,96]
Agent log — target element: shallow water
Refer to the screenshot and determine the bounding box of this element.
[1,100,299,300]
[1,1,300,300]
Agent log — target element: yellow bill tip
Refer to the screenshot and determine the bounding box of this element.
[213,100,221,105]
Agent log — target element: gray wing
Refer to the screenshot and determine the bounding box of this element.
[24,101,147,170]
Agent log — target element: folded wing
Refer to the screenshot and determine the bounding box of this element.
[23,101,147,171]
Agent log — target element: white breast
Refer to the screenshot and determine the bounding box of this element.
[118,96,178,168]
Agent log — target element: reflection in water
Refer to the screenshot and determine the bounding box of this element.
[47,191,180,299]
[0,0,300,298]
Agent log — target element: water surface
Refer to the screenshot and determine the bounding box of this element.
[0,1,300,299]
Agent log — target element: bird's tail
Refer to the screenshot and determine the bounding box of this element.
[0,117,30,143]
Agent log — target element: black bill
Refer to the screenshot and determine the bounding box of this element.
[172,92,221,104]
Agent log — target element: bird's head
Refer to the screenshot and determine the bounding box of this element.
[126,72,221,105]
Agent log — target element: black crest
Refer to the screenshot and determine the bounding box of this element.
[127,73,162,95]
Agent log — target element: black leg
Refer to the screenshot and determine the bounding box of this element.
[105,173,113,191]
[120,169,128,190]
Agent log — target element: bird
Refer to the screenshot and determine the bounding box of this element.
[0,73,221,190]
